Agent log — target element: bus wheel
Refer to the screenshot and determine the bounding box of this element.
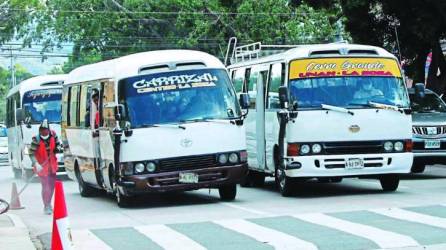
[75,165,97,197]
[21,168,34,181]
[12,167,21,179]
[411,164,426,173]
[219,184,237,201]
[116,188,132,208]
[275,167,293,197]
[379,175,400,192]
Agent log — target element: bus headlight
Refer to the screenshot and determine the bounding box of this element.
[384,141,394,152]
[300,144,310,155]
[146,162,156,172]
[228,153,239,164]
[312,144,322,154]
[218,154,228,164]
[134,163,145,173]
[394,141,404,152]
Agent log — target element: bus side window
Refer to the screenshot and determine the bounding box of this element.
[247,68,257,109]
[69,86,80,127]
[62,86,70,127]
[79,85,91,128]
[232,68,245,95]
[267,63,284,109]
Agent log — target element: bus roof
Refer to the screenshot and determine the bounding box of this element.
[65,50,226,85]
[228,43,398,68]
[6,74,66,98]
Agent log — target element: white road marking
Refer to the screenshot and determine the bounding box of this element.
[294,213,419,249]
[214,219,318,250]
[135,224,206,250]
[221,203,275,216]
[71,229,112,250]
[372,207,446,229]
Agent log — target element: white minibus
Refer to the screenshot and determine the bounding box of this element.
[62,50,248,207]
[6,75,66,179]
[226,39,413,196]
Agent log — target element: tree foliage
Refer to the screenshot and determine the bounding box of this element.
[0,0,343,72]
[338,0,446,93]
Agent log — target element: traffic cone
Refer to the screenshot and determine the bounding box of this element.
[51,181,73,250]
[9,182,24,210]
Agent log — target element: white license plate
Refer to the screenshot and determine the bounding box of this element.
[179,172,199,184]
[345,158,364,170]
[425,140,441,149]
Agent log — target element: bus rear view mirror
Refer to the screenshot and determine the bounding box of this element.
[414,83,425,100]
[279,86,289,109]
[15,108,25,123]
[114,105,127,121]
[239,93,249,109]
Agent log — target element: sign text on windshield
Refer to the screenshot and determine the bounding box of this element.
[289,58,402,79]
[133,73,218,94]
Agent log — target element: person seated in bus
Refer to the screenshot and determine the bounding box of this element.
[353,78,384,100]
[91,90,100,129]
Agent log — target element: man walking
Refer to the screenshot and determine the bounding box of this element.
[30,119,62,215]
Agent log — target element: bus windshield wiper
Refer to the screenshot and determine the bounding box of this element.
[368,101,404,113]
[180,117,237,124]
[321,104,354,116]
[140,123,186,130]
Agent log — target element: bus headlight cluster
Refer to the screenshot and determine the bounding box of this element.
[127,162,158,175]
[383,141,404,152]
[218,152,243,165]
[299,143,322,155]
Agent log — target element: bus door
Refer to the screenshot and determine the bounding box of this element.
[246,65,269,170]
[88,83,105,187]
[98,81,116,190]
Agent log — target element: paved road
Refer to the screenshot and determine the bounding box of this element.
[1,164,446,249]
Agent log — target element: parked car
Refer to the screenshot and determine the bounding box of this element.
[409,87,446,173]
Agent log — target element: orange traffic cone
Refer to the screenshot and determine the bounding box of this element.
[51,181,73,250]
[9,182,24,210]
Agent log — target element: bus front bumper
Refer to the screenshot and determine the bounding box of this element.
[283,153,413,178]
[118,164,247,195]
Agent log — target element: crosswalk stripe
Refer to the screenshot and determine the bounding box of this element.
[214,219,318,250]
[71,229,112,250]
[372,208,446,230]
[135,224,206,250]
[293,213,419,249]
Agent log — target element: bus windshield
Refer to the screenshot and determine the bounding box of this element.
[289,77,410,108]
[288,57,410,109]
[23,89,62,123]
[119,69,241,128]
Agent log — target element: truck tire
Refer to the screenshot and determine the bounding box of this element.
[219,184,237,201]
[379,174,400,191]
[411,164,426,173]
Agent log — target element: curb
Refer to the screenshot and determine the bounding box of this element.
[1,213,36,250]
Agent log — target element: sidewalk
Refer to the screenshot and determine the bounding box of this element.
[0,213,36,250]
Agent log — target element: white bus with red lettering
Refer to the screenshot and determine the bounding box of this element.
[62,50,248,207]
[226,39,413,196]
[6,75,66,179]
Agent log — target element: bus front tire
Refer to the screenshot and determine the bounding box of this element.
[275,167,294,197]
[75,167,97,197]
[12,167,21,179]
[219,184,237,201]
[411,164,426,173]
[379,175,400,191]
[116,189,132,208]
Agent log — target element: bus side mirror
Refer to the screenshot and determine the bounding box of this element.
[279,86,289,109]
[16,108,25,123]
[414,83,425,100]
[114,105,127,121]
[239,93,249,109]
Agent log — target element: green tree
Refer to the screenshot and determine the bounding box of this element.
[338,0,446,93]
[0,65,33,122]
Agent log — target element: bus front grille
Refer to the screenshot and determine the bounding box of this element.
[323,141,383,155]
[158,154,217,172]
